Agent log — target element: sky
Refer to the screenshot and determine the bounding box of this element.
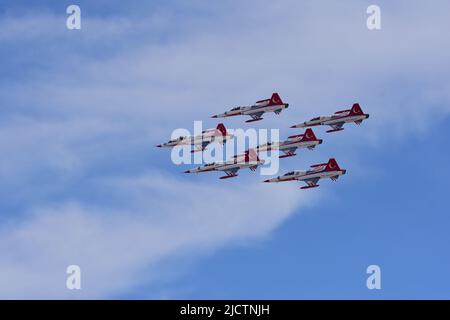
[0,0,450,299]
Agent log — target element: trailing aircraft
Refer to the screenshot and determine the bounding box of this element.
[263,158,346,189]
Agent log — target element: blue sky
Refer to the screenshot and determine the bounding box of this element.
[1,0,450,299]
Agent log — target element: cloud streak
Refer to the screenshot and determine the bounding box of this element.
[0,174,315,298]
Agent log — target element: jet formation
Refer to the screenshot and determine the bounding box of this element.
[157,93,369,189]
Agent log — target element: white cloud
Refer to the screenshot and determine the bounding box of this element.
[0,174,316,298]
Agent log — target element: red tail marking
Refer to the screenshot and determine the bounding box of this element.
[270,93,283,105]
[245,149,259,163]
[324,158,341,172]
[301,128,317,142]
[216,123,227,136]
[349,103,363,115]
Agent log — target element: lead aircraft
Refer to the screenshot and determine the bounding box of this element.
[291,103,369,133]
[212,93,289,123]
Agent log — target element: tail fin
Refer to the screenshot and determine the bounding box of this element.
[216,123,227,136]
[301,128,318,142]
[349,103,363,115]
[270,93,283,105]
[245,148,259,163]
[324,158,341,171]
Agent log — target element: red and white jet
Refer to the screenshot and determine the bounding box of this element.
[212,93,289,123]
[184,149,265,179]
[156,123,234,153]
[255,128,322,159]
[291,103,369,133]
[263,158,346,189]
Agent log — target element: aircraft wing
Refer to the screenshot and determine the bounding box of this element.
[218,167,240,179]
[326,122,346,133]
[329,122,345,130]
[280,147,297,157]
[283,147,297,154]
[224,167,240,175]
[192,140,211,153]
[247,111,265,121]
[302,177,320,187]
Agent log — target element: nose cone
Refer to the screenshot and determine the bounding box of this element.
[342,169,347,175]
[290,125,296,128]
[263,179,271,183]
[365,114,370,119]
[211,115,218,118]
[285,103,289,108]
[184,170,191,174]
[318,139,323,144]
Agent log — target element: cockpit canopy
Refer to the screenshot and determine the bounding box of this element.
[168,136,186,143]
[311,116,327,121]
[284,171,295,176]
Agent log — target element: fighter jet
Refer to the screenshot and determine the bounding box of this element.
[255,128,322,159]
[212,93,289,123]
[263,158,346,189]
[156,123,233,153]
[184,149,265,179]
[291,103,369,133]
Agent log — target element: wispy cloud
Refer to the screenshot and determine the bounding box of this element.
[0,174,315,298]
